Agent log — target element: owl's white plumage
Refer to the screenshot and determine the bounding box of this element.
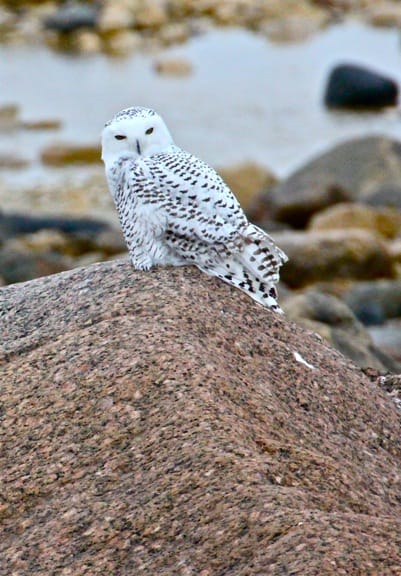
[101,106,288,312]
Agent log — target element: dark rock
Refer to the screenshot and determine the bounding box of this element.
[344,279,401,322]
[284,290,401,373]
[352,301,385,326]
[252,137,401,227]
[0,213,124,283]
[369,320,401,365]
[44,1,99,33]
[324,64,398,109]
[0,211,109,242]
[1,262,401,573]
[365,183,401,209]
[0,247,71,284]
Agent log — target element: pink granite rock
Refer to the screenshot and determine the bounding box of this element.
[1,260,401,574]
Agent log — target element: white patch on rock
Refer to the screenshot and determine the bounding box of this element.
[293,351,315,370]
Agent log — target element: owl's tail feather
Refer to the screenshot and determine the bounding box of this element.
[199,225,288,313]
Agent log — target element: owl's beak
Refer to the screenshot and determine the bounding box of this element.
[136,140,141,155]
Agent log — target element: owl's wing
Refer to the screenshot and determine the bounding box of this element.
[141,150,248,250]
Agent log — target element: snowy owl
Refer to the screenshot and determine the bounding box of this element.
[101,106,288,312]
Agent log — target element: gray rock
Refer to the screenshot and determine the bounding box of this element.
[284,291,401,373]
[344,280,401,322]
[0,211,110,243]
[253,137,401,228]
[0,212,125,283]
[364,182,401,209]
[369,320,401,366]
[0,247,72,285]
[44,1,99,33]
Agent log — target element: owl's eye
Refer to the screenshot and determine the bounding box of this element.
[114,134,126,140]
[145,127,154,135]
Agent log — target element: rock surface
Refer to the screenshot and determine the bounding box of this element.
[1,260,401,574]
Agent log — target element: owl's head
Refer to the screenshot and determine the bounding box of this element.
[101,106,174,167]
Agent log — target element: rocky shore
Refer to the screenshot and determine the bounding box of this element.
[1,0,401,54]
[1,133,400,372]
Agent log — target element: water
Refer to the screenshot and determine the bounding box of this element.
[1,20,401,191]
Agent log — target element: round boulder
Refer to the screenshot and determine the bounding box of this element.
[274,229,394,288]
[309,202,401,239]
[252,137,401,228]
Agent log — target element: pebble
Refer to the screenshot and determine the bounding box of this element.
[365,2,401,27]
[0,104,20,131]
[43,2,99,33]
[0,154,30,169]
[262,14,328,43]
[21,119,62,131]
[153,57,193,76]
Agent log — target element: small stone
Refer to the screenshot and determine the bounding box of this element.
[72,30,102,54]
[44,2,99,33]
[0,154,30,169]
[159,22,190,45]
[135,0,169,29]
[344,280,401,322]
[104,30,143,56]
[41,143,101,166]
[365,3,401,27]
[0,104,19,131]
[21,119,62,131]
[262,15,328,43]
[153,57,193,76]
[97,1,136,32]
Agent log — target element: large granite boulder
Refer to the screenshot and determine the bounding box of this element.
[1,260,401,574]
